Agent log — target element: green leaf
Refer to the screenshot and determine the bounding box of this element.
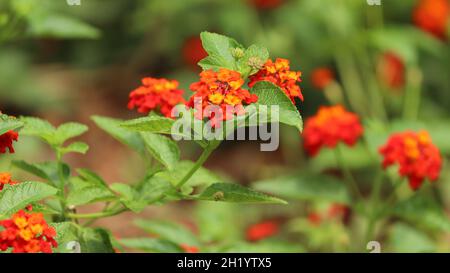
[110,183,147,213]
[199,31,242,70]
[250,81,303,132]
[120,116,176,134]
[76,168,108,187]
[91,116,146,156]
[78,227,114,253]
[0,118,23,135]
[138,176,173,203]
[119,238,183,253]
[66,186,116,207]
[219,241,305,253]
[389,223,435,253]
[197,183,287,204]
[392,195,450,232]
[252,173,351,204]
[155,160,221,193]
[28,14,100,39]
[12,160,70,185]
[59,142,89,155]
[20,116,55,141]
[54,122,88,145]
[135,219,199,246]
[0,181,58,216]
[52,222,80,253]
[141,132,180,169]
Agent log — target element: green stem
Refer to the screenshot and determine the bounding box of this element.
[403,67,423,120]
[56,151,68,220]
[364,171,384,245]
[68,207,127,219]
[334,145,363,200]
[175,143,217,188]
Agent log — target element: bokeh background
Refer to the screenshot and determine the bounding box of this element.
[1,0,449,252]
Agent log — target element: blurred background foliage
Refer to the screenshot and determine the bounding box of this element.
[1,0,450,252]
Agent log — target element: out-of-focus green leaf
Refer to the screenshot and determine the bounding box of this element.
[253,173,351,204]
[135,219,199,246]
[79,227,114,253]
[119,238,184,253]
[389,223,435,253]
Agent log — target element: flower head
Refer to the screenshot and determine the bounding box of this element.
[0,172,18,191]
[379,130,442,190]
[0,130,19,154]
[413,0,450,39]
[180,244,199,253]
[249,58,303,103]
[303,105,363,156]
[182,36,208,69]
[377,52,405,90]
[188,69,258,127]
[128,78,185,118]
[246,220,279,242]
[0,210,57,253]
[311,67,334,90]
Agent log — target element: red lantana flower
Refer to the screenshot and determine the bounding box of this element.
[379,130,442,190]
[249,58,303,103]
[0,172,18,191]
[246,220,279,242]
[128,78,185,118]
[0,130,19,154]
[188,69,258,127]
[413,0,450,39]
[377,52,405,90]
[303,105,363,156]
[311,67,334,90]
[0,210,58,253]
[182,36,208,69]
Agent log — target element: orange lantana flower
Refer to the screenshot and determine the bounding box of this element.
[413,0,450,39]
[249,58,303,103]
[0,130,19,154]
[128,78,185,118]
[311,67,334,90]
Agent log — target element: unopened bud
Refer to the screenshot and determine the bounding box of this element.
[231,48,245,59]
[248,57,264,71]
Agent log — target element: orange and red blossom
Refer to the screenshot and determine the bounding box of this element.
[128,77,185,118]
[379,130,442,190]
[311,67,334,90]
[0,172,18,191]
[303,105,364,156]
[0,130,18,154]
[249,58,303,103]
[413,0,450,40]
[377,52,405,90]
[0,210,57,253]
[188,69,258,128]
[246,220,279,242]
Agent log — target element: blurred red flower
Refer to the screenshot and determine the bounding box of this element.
[413,0,450,39]
[188,69,258,128]
[246,220,279,242]
[307,212,322,226]
[0,130,19,154]
[379,130,442,190]
[377,52,405,90]
[180,244,199,253]
[303,105,363,156]
[128,77,185,118]
[311,67,334,90]
[248,0,284,10]
[0,210,57,253]
[182,36,208,69]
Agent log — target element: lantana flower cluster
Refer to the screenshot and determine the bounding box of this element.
[249,58,303,103]
[0,210,58,253]
[302,105,364,156]
[0,172,18,191]
[188,69,258,127]
[246,220,279,242]
[128,77,185,118]
[413,0,450,40]
[379,130,442,190]
[310,67,334,90]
